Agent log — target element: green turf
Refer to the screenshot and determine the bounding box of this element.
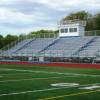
[0,64,100,100]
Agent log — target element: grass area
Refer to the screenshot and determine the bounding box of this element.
[0,64,100,100]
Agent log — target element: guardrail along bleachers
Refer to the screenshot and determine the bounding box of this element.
[42,37,95,57]
[16,38,56,54]
[78,37,100,57]
[3,39,32,54]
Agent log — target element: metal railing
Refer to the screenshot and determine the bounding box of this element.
[85,30,100,36]
[0,30,100,58]
[1,33,58,51]
[59,19,86,26]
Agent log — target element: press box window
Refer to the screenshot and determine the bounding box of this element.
[65,28,68,33]
[69,28,77,32]
[69,28,73,32]
[61,29,64,33]
[74,28,77,32]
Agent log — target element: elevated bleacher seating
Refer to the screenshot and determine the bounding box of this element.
[1,37,100,58]
[42,37,95,57]
[77,37,100,57]
[2,39,32,55]
[16,38,56,55]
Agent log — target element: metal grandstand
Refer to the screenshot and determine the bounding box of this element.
[0,19,100,63]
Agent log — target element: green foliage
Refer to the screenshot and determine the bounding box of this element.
[0,35,4,49]
[63,11,100,31]
[30,29,58,38]
[63,11,91,20]
[3,35,18,46]
[0,34,18,49]
[94,13,100,30]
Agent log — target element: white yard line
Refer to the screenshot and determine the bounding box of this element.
[0,83,100,97]
[0,73,37,76]
[0,68,100,77]
[0,76,78,83]
[0,87,71,97]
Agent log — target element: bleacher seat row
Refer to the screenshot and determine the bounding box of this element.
[1,36,100,58]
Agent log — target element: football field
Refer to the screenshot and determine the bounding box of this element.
[0,64,100,100]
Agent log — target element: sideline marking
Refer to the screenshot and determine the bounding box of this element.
[38,90,100,100]
[1,73,36,76]
[0,87,75,97]
[0,68,100,77]
[0,83,100,97]
[0,76,76,83]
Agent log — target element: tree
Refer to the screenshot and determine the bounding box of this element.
[94,13,100,30]
[63,11,91,21]
[30,29,58,38]
[62,11,100,32]
[3,35,18,47]
[0,35,3,49]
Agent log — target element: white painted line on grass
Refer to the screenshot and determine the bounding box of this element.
[0,87,75,97]
[0,76,78,83]
[0,68,100,77]
[1,73,37,76]
[0,83,100,97]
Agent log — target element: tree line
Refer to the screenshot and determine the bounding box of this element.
[0,30,58,49]
[63,11,100,31]
[0,11,100,49]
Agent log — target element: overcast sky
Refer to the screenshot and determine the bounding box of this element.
[0,0,100,36]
